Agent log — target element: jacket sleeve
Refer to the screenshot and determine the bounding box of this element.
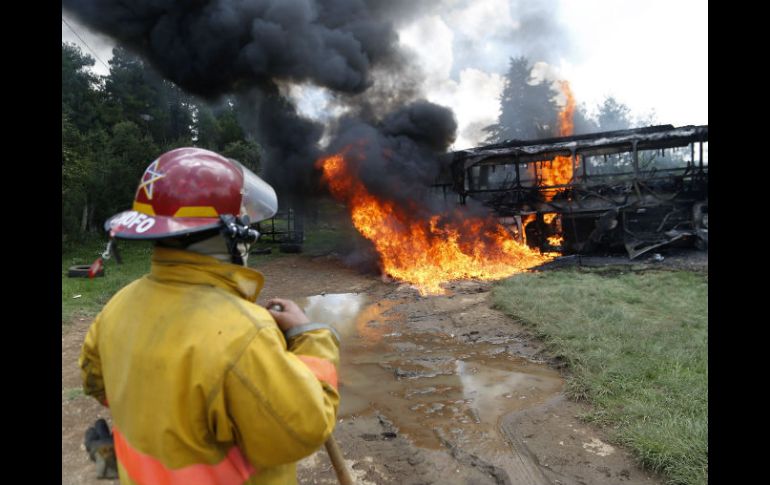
[222,325,340,469]
[78,317,108,407]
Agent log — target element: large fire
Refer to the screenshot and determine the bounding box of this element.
[317,80,577,294]
[318,151,554,295]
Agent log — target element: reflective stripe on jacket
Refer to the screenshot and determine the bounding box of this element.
[79,247,340,485]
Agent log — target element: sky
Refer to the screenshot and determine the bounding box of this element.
[62,0,708,150]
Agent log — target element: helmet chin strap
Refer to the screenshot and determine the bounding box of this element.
[220,215,260,266]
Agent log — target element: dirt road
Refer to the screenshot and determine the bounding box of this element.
[62,253,662,484]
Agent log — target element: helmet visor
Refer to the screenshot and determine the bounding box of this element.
[237,162,278,223]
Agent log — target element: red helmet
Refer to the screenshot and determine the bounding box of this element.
[105,147,277,240]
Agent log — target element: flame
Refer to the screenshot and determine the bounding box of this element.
[547,235,564,246]
[557,80,575,137]
[319,151,554,295]
[539,81,577,202]
[543,213,563,247]
[520,214,537,245]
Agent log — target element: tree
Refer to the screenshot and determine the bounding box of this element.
[221,140,261,174]
[98,121,160,225]
[572,103,599,135]
[596,96,632,132]
[217,103,247,147]
[192,104,220,149]
[162,79,194,143]
[483,56,559,143]
[191,97,258,169]
[62,42,105,132]
[104,47,194,144]
[62,111,91,240]
[62,43,109,241]
[104,47,155,127]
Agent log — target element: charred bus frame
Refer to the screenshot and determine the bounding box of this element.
[437,125,708,258]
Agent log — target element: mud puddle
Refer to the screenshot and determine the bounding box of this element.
[300,293,564,460]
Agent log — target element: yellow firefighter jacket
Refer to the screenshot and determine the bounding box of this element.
[79,247,340,485]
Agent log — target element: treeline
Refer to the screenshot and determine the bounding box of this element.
[62,42,261,246]
[483,56,653,143]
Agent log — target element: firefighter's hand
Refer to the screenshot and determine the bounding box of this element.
[265,298,310,332]
[85,418,118,479]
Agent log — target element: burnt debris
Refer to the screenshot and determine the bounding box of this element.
[435,124,709,258]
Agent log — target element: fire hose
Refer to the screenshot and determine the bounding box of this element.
[268,303,354,485]
[324,434,354,485]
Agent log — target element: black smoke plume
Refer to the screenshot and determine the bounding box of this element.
[62,0,455,200]
[327,101,457,212]
[61,0,406,97]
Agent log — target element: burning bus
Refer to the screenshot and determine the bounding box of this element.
[435,124,708,259]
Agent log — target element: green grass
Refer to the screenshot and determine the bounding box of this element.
[493,267,708,485]
[63,387,85,400]
[62,237,153,323]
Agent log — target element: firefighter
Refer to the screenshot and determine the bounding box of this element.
[79,147,340,484]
